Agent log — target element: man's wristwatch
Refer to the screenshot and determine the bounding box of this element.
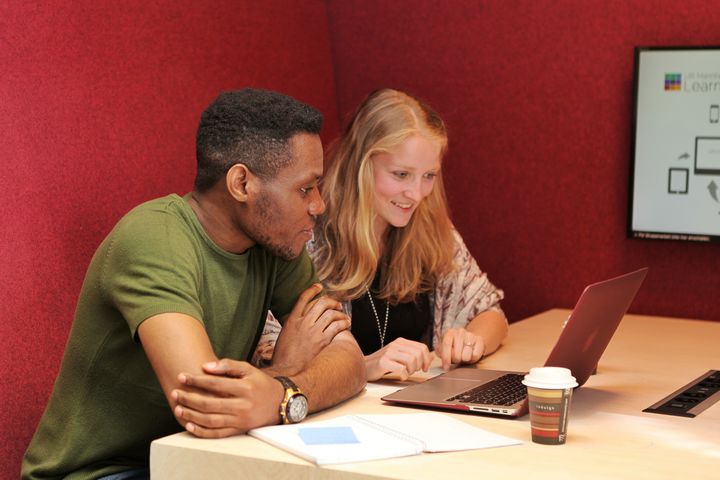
[275,376,308,424]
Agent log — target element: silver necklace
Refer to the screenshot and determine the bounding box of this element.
[365,286,389,347]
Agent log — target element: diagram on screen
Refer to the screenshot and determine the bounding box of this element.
[668,137,720,200]
[630,47,720,241]
[695,137,720,174]
[667,168,689,194]
[708,180,718,203]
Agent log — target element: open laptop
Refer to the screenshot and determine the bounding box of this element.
[381,267,649,417]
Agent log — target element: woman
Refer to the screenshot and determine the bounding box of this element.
[256,88,507,381]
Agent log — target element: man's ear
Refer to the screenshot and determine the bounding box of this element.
[226,164,254,202]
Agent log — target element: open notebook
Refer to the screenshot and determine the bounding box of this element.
[248,412,520,465]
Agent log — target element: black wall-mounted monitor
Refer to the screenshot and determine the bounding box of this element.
[629,46,720,242]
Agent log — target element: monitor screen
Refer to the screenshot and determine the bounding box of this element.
[629,46,720,242]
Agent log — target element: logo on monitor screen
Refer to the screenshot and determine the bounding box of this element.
[664,73,682,91]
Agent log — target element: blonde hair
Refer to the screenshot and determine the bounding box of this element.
[314,89,456,304]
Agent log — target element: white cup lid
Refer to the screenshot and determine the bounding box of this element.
[521,367,578,389]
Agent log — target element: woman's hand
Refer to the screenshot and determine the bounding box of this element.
[365,337,432,381]
[438,328,485,370]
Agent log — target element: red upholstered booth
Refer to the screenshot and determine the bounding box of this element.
[1,1,339,477]
[3,1,719,477]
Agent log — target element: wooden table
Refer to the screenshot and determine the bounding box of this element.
[150,309,720,479]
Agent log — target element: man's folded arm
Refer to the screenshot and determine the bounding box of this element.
[266,329,367,413]
[138,311,366,436]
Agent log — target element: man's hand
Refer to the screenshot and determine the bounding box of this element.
[365,337,432,381]
[271,283,350,375]
[438,328,485,370]
[172,359,284,438]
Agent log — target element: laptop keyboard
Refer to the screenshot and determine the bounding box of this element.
[446,373,527,406]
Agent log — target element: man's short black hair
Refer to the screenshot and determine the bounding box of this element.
[194,88,323,191]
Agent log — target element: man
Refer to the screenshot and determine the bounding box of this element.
[22,89,366,480]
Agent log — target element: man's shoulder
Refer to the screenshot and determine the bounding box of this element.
[102,194,199,262]
[114,194,190,234]
[121,193,187,221]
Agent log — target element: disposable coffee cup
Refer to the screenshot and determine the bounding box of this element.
[522,367,578,445]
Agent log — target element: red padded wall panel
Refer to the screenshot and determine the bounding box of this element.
[327,0,720,324]
[0,1,338,476]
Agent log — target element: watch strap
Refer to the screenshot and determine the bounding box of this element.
[275,375,298,392]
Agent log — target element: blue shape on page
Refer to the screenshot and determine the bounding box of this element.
[298,426,359,445]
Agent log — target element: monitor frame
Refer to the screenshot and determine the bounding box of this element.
[628,45,720,243]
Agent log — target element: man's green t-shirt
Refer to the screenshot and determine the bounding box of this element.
[22,194,317,480]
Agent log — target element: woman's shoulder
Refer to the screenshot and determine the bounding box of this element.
[448,226,471,257]
[449,226,464,244]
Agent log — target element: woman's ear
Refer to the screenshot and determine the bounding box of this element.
[226,164,252,202]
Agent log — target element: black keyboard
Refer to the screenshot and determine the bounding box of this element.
[446,373,527,406]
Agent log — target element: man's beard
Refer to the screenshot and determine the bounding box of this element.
[247,192,299,262]
[254,232,297,261]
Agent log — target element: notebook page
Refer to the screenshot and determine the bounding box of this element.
[249,415,423,465]
[355,412,522,452]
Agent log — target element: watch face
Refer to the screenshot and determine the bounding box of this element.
[287,394,308,423]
